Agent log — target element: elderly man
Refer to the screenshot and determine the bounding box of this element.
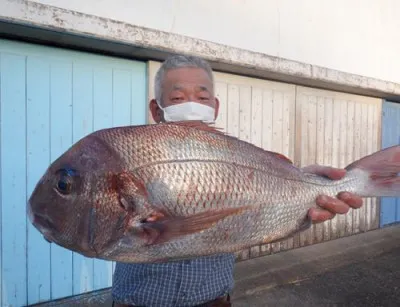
[111,55,363,307]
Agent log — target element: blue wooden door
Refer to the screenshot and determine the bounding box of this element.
[0,39,147,306]
[380,100,400,227]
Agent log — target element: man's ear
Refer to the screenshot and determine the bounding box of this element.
[214,97,220,121]
[149,99,163,123]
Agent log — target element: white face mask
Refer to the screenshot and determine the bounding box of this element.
[157,101,216,123]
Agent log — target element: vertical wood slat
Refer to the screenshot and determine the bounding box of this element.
[0,39,147,306]
[329,99,341,240]
[249,88,263,258]
[358,104,369,232]
[345,101,354,236]
[227,85,240,138]
[72,63,95,295]
[322,98,333,241]
[380,101,400,227]
[280,92,296,251]
[1,53,28,307]
[226,83,242,259]
[92,67,113,291]
[237,85,252,260]
[299,94,317,247]
[26,56,52,304]
[215,81,228,131]
[131,65,148,128]
[337,99,348,238]
[50,61,74,300]
[295,86,381,247]
[313,96,325,243]
[146,61,160,125]
[271,92,285,253]
[365,105,374,230]
[260,89,274,255]
[371,101,381,230]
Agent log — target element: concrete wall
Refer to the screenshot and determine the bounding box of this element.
[31,0,400,84]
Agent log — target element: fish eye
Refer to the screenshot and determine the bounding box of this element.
[55,168,75,195]
[57,178,71,194]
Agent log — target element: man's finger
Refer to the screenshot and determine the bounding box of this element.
[316,195,350,214]
[337,192,363,209]
[308,207,335,223]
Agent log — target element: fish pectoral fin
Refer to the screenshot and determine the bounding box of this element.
[140,206,250,245]
[113,171,148,212]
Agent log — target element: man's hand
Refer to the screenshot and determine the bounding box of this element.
[302,165,363,223]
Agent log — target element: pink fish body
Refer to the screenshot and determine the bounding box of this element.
[27,121,400,263]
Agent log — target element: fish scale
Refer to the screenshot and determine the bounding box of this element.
[27,121,400,263]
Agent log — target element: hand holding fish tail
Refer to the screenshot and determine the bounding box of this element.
[302,164,364,223]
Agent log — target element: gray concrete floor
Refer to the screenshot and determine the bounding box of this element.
[232,224,400,306]
[32,224,400,307]
[234,245,400,306]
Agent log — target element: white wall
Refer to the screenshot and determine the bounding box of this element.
[32,0,400,84]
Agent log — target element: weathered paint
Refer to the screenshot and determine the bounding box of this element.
[380,101,400,227]
[2,0,400,101]
[0,38,147,306]
[27,0,400,86]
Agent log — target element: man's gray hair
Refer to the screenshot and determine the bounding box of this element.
[154,55,214,105]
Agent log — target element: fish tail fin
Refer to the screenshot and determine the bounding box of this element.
[345,145,400,197]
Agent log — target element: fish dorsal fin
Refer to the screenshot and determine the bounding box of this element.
[268,152,293,164]
[161,120,294,165]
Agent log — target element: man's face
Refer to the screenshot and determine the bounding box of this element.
[150,67,220,123]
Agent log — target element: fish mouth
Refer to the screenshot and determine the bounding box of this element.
[28,204,57,243]
[27,204,99,258]
[32,213,56,230]
[33,214,57,242]
[30,211,99,257]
